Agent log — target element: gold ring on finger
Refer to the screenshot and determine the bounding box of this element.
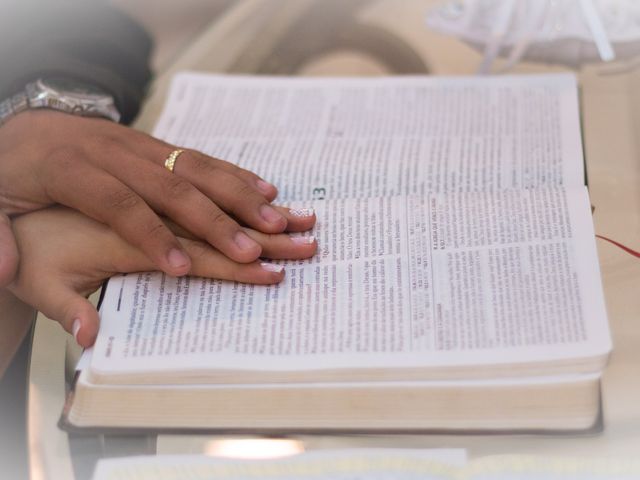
[164,149,184,173]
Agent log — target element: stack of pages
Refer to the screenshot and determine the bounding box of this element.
[62,73,610,433]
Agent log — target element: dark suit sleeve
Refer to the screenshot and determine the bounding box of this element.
[0,1,153,124]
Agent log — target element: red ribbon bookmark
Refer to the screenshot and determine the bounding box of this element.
[595,235,640,259]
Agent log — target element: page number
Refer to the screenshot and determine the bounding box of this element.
[312,187,326,200]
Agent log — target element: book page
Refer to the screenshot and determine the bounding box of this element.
[153,73,584,201]
[468,455,640,480]
[92,452,640,480]
[90,187,609,383]
[92,449,466,480]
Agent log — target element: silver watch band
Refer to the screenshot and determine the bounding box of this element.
[0,78,121,126]
[0,92,29,126]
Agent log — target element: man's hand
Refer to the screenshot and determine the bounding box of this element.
[8,207,317,347]
[0,110,315,285]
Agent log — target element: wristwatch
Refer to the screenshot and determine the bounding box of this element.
[0,77,121,126]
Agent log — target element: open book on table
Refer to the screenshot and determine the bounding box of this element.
[61,73,610,433]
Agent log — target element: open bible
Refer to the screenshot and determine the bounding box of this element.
[62,73,610,432]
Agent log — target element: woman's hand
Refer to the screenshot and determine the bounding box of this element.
[8,207,317,347]
[0,110,314,285]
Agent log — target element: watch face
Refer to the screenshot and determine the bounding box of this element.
[40,77,108,100]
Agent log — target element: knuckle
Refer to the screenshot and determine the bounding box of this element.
[94,135,121,151]
[189,151,216,174]
[186,240,209,261]
[210,209,230,228]
[105,187,141,212]
[232,181,257,200]
[265,233,281,243]
[164,175,195,199]
[49,145,83,168]
[144,221,169,241]
[207,211,237,244]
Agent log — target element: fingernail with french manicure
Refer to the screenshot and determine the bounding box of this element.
[289,208,315,217]
[291,235,315,245]
[260,204,285,225]
[235,231,260,252]
[72,319,82,343]
[167,248,190,269]
[261,263,284,273]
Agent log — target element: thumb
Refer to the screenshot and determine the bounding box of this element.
[0,212,18,287]
[61,295,101,349]
[19,277,101,348]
